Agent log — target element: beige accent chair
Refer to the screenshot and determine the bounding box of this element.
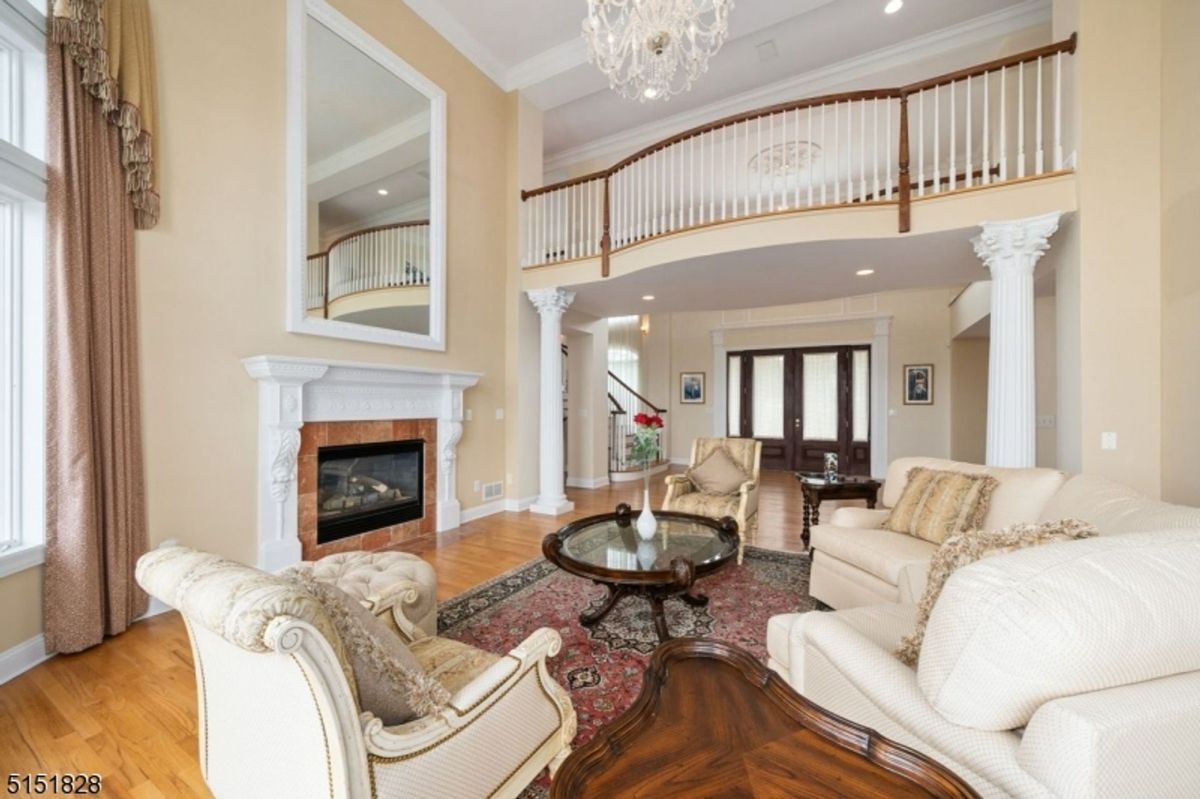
[136,547,576,799]
[663,437,762,561]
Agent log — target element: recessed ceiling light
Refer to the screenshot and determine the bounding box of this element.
[856,268,876,276]
[377,188,389,196]
[642,294,656,301]
[884,0,903,14]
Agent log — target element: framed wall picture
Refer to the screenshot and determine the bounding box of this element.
[680,372,706,404]
[903,364,934,405]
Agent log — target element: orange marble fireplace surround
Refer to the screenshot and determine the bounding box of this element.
[298,419,437,561]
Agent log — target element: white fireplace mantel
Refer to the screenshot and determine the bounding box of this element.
[243,355,481,571]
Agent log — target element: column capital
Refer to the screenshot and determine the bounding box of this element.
[527,287,575,318]
[971,211,1062,275]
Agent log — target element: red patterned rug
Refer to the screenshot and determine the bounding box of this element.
[438,544,814,790]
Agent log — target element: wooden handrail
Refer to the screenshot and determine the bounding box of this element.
[608,392,626,415]
[900,33,1077,94]
[608,371,667,415]
[307,219,430,260]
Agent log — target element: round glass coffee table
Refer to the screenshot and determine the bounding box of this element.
[542,504,739,642]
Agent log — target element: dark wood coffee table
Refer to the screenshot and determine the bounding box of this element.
[542,504,739,642]
[552,638,979,799]
[796,472,882,549]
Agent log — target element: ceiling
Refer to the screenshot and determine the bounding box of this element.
[565,224,1064,319]
[402,0,1048,164]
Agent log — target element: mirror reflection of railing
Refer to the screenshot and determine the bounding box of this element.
[521,35,1077,274]
[305,221,430,317]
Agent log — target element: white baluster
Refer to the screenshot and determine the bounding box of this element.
[885,99,893,199]
[807,106,814,207]
[933,85,941,193]
[721,125,728,221]
[820,105,827,205]
[918,90,925,196]
[983,72,991,185]
[949,81,957,191]
[709,130,716,220]
[767,113,776,212]
[794,107,802,210]
[1017,60,1026,178]
[872,99,879,201]
[1054,52,1063,170]
[1035,56,1044,174]
[834,102,841,204]
[966,76,973,188]
[845,101,853,202]
[755,116,763,215]
[1000,66,1008,181]
[859,100,866,202]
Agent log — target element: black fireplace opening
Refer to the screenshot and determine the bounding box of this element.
[317,439,424,544]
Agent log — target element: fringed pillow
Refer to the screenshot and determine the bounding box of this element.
[883,467,998,544]
[895,519,1099,666]
[283,570,449,725]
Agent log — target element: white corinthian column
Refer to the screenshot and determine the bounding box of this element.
[971,211,1061,468]
[527,288,576,515]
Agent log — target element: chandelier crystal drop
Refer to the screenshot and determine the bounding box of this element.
[582,0,734,102]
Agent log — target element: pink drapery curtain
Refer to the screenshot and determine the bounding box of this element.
[43,0,156,654]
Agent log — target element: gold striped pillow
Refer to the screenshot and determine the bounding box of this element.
[882,467,998,544]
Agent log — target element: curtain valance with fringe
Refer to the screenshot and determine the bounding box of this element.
[51,0,158,229]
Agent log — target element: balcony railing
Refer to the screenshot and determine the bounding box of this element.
[306,221,431,316]
[521,35,1077,274]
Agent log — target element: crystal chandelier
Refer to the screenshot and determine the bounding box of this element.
[582,0,733,103]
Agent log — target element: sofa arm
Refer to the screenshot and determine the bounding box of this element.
[1018,670,1200,799]
[827,507,889,529]
[663,474,696,506]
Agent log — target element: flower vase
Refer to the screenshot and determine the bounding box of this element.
[636,480,657,541]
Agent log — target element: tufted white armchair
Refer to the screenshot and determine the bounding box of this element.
[136,547,576,799]
[663,437,762,561]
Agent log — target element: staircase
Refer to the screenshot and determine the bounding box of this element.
[607,372,668,479]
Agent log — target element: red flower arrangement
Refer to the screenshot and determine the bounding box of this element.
[633,412,664,429]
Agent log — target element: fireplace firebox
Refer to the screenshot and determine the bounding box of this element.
[317,439,424,544]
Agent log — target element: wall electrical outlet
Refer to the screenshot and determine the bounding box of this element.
[1037,415,1056,429]
[1101,432,1118,451]
[495,408,505,421]
[465,408,473,422]
[472,480,481,494]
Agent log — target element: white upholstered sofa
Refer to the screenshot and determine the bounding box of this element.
[137,547,576,799]
[769,469,1200,798]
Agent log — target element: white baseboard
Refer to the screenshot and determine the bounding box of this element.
[609,463,671,483]
[566,475,610,489]
[503,495,538,512]
[670,457,690,466]
[460,499,507,524]
[0,634,50,686]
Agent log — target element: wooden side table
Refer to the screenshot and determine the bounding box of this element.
[795,473,882,549]
[551,638,980,799]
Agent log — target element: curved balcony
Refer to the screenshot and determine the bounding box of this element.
[306,221,430,325]
[521,35,1078,288]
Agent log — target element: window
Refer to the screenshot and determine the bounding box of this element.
[751,354,785,439]
[852,348,870,443]
[726,355,741,436]
[0,0,47,576]
[607,315,641,392]
[801,352,838,441]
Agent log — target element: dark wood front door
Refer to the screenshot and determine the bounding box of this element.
[728,346,871,474]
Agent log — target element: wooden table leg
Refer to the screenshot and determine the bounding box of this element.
[678,591,709,607]
[802,492,812,550]
[580,583,626,627]
[648,594,671,642]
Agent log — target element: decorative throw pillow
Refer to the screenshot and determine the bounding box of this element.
[883,467,998,544]
[283,570,449,725]
[687,447,750,495]
[894,518,1098,666]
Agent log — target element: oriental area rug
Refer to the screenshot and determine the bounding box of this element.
[437,546,816,794]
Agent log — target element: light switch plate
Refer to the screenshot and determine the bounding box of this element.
[465,408,473,422]
[1101,432,1118,451]
[495,408,505,421]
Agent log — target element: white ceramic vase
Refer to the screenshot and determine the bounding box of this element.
[636,486,657,541]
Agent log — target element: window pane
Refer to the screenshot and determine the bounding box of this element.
[802,353,838,440]
[751,355,784,439]
[852,349,870,442]
[727,356,741,436]
[0,26,47,161]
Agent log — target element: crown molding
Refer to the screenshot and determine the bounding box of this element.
[544,0,1051,177]
[401,0,508,88]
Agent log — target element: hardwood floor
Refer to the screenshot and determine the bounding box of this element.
[0,468,821,797]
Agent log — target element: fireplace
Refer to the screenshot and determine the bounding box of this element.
[317,439,424,544]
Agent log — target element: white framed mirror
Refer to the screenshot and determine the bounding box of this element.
[286,0,446,350]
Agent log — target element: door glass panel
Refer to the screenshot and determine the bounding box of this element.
[802,353,838,441]
[852,349,870,442]
[751,355,784,439]
[727,355,741,436]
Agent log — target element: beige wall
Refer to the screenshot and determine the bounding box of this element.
[1059,0,1164,494]
[1,0,513,652]
[950,338,988,464]
[1160,0,1200,505]
[663,288,958,469]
